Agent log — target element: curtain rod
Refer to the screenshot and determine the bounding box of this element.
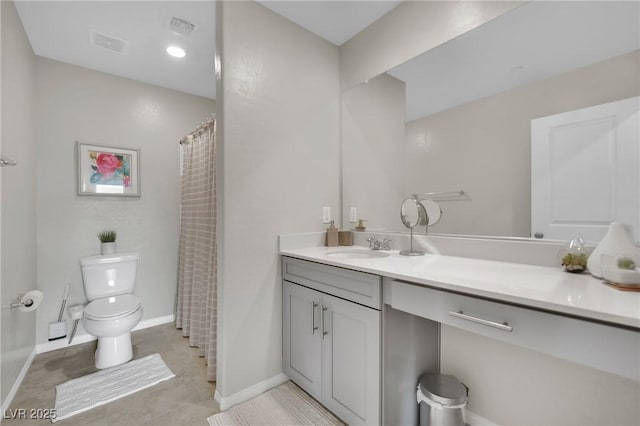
[180,113,216,144]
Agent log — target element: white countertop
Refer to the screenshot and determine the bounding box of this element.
[280,246,640,329]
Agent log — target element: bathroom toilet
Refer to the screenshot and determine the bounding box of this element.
[80,253,143,369]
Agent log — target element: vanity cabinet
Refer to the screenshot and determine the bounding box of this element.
[281,245,640,425]
[387,279,640,381]
[282,257,381,426]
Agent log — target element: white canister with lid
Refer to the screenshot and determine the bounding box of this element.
[587,222,638,278]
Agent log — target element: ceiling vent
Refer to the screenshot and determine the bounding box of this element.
[169,17,195,36]
[90,31,129,54]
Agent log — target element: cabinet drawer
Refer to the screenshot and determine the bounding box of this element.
[282,257,382,309]
[388,280,640,381]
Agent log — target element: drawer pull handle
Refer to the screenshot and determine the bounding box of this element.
[311,302,319,334]
[321,306,329,339]
[449,310,513,332]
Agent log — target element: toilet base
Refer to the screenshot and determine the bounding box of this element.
[95,332,133,369]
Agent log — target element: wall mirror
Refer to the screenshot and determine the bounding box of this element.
[341,1,640,243]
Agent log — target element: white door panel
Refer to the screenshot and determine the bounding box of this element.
[532,96,639,243]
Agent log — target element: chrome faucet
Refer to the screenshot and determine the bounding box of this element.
[366,235,392,251]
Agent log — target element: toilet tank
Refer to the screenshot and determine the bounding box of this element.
[80,252,139,300]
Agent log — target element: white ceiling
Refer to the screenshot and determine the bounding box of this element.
[388,1,640,122]
[15,1,216,100]
[17,0,635,116]
[257,1,401,46]
[14,1,401,100]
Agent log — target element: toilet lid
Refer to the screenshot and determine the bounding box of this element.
[84,294,141,320]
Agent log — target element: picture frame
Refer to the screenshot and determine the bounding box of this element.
[76,142,140,197]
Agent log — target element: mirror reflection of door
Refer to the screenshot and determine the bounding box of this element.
[531,96,639,243]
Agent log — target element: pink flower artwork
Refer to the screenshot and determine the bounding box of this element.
[89,151,132,187]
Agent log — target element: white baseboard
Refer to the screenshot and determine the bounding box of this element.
[214,373,289,411]
[35,332,97,354]
[35,314,175,354]
[132,314,175,331]
[0,347,36,421]
[467,410,499,426]
[212,375,497,426]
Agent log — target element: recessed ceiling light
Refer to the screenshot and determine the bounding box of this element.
[166,45,186,58]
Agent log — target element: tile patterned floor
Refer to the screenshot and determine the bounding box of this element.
[3,323,218,425]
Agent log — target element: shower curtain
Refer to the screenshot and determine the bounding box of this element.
[176,115,217,381]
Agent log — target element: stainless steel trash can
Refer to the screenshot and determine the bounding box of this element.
[417,373,468,426]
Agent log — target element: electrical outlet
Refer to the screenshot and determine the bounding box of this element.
[350,207,357,223]
[322,206,331,223]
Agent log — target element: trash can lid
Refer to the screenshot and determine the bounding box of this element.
[418,373,468,406]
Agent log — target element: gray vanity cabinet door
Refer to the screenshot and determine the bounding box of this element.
[321,293,381,426]
[283,281,322,400]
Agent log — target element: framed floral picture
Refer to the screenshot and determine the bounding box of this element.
[76,142,140,197]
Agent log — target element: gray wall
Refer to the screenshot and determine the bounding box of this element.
[0,0,37,405]
[405,50,640,237]
[442,325,640,425]
[342,73,406,231]
[34,57,215,345]
[216,0,340,400]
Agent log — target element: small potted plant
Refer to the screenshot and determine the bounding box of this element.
[561,252,588,273]
[98,230,117,255]
[558,235,589,273]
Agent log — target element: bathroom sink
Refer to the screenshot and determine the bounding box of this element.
[326,248,390,259]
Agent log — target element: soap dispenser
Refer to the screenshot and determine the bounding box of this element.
[326,221,339,247]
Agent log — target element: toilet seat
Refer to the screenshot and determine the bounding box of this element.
[84,294,141,320]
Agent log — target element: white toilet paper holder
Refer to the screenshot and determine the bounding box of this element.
[9,290,43,311]
[10,296,33,309]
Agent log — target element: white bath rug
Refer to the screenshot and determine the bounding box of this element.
[207,381,343,426]
[52,353,175,423]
